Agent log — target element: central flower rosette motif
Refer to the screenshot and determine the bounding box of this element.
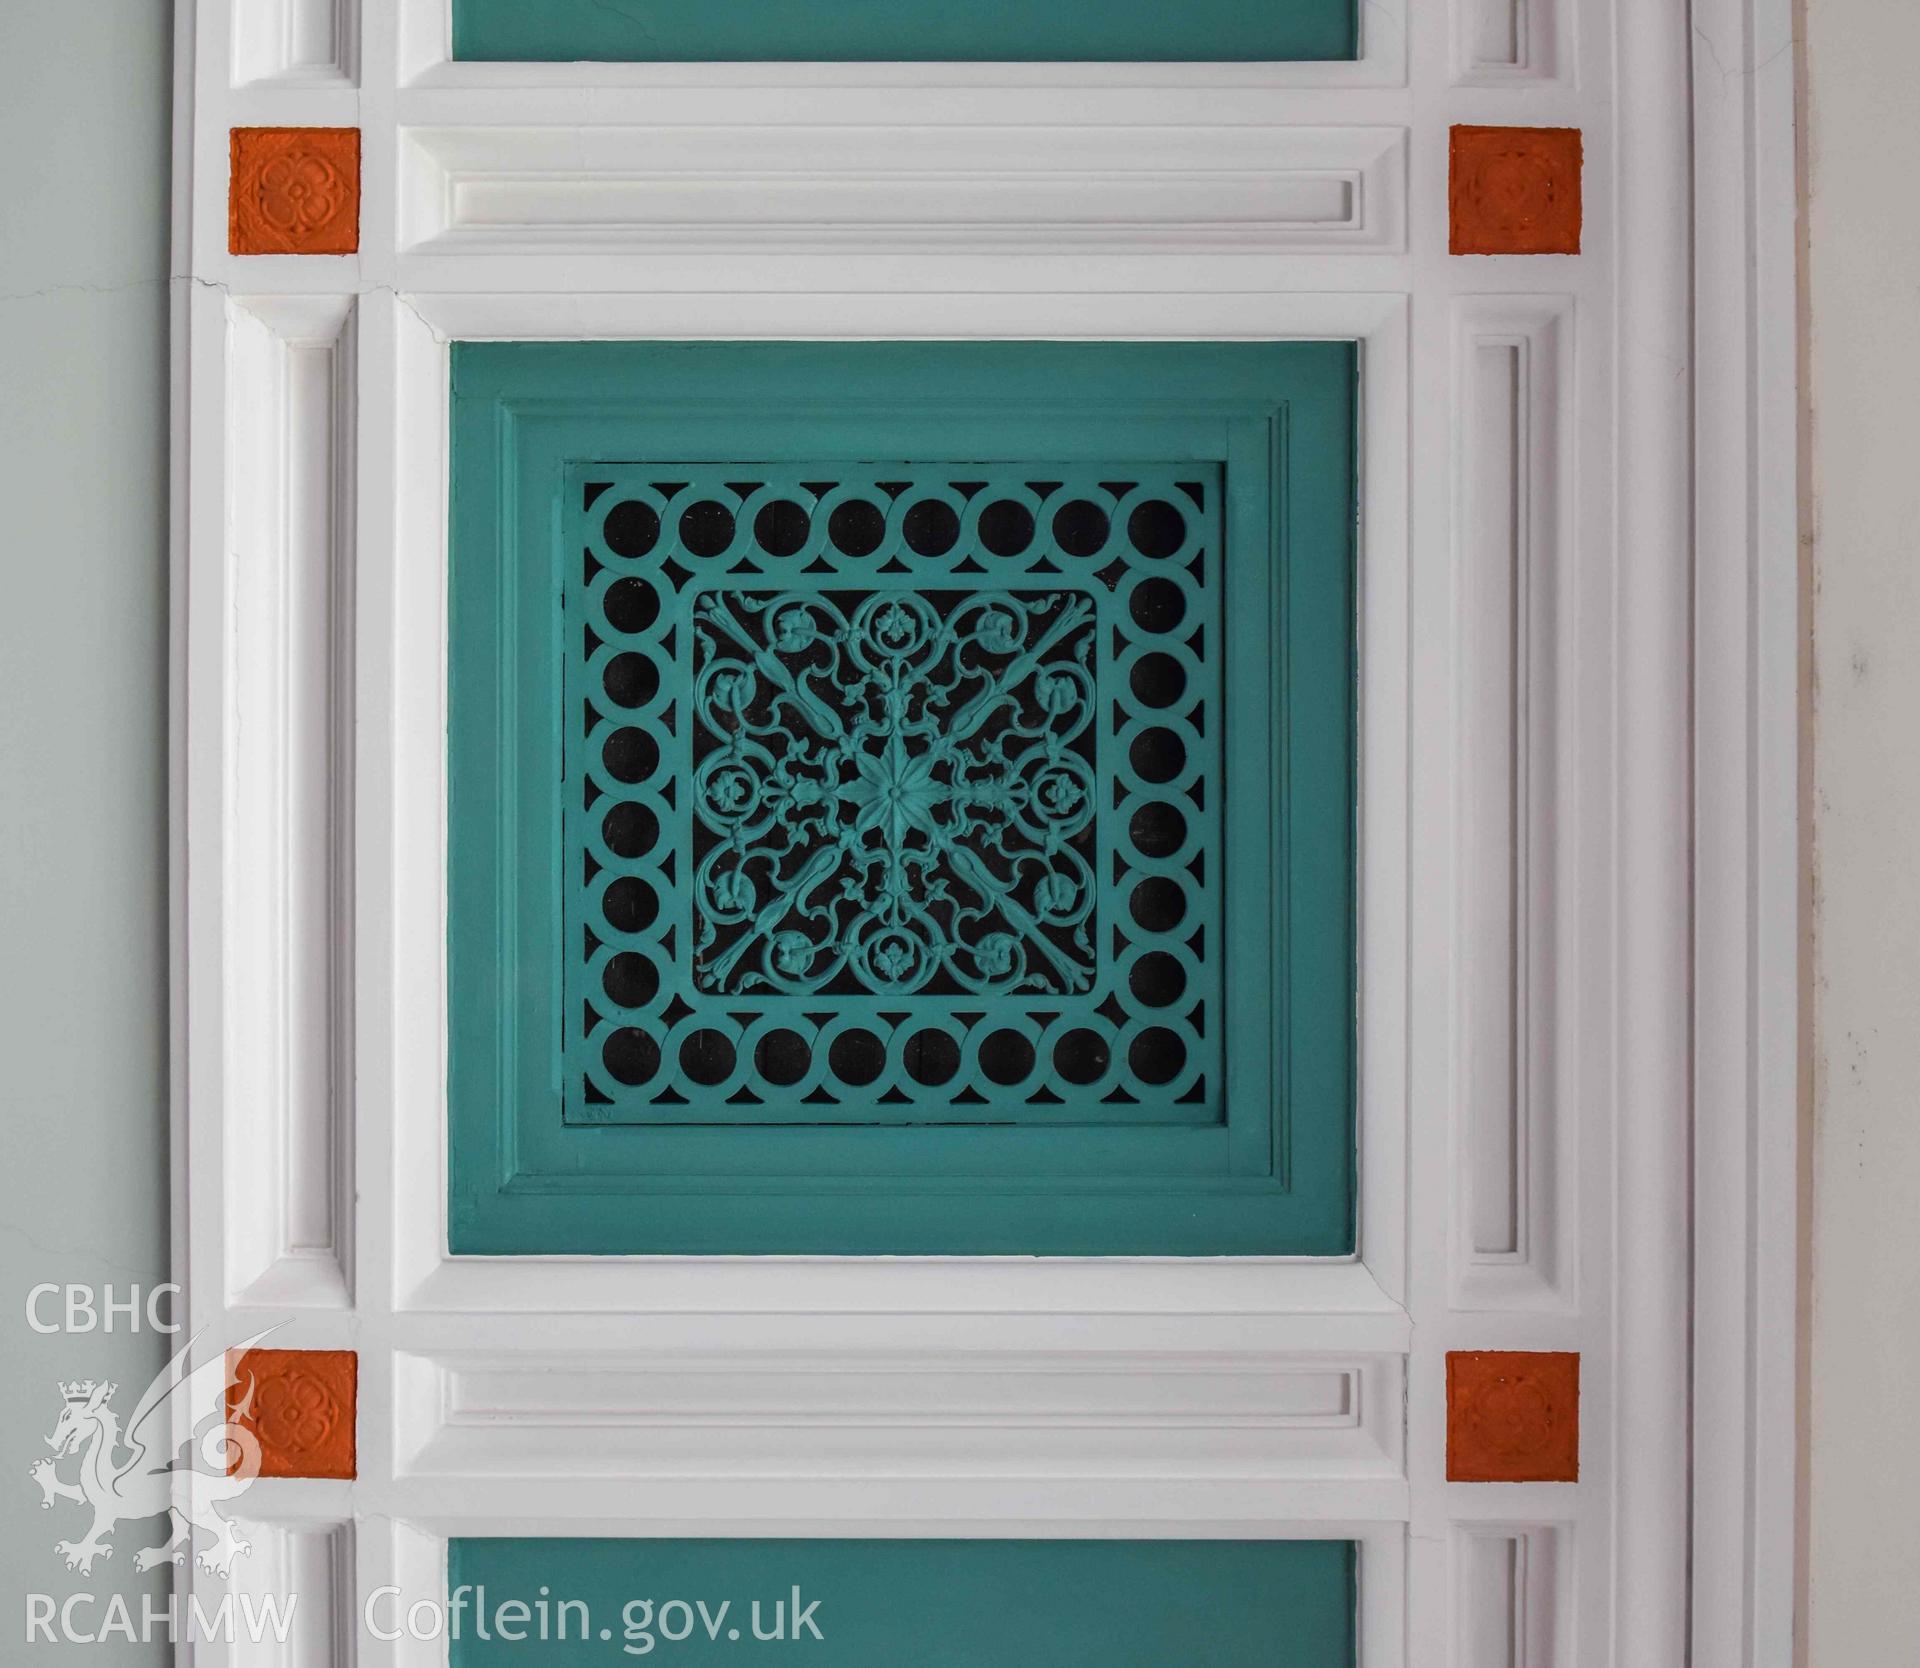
[256,150,344,233]
[691,589,1098,995]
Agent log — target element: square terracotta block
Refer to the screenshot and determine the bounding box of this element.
[1449,125,1583,255]
[1446,1350,1579,1482]
[227,1348,357,1479]
[229,127,360,256]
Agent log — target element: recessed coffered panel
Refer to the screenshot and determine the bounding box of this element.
[446,341,1357,1256]
[1451,0,1572,84]
[397,125,1408,259]
[1451,296,1575,1313]
[231,0,358,86]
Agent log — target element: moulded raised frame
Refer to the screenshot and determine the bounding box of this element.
[371,292,1412,1326]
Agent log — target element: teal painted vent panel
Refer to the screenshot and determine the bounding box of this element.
[449,341,1356,1255]
[570,465,1223,1127]
[447,1538,1357,1666]
[451,0,1356,64]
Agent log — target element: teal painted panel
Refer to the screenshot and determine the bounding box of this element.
[447,1538,1356,1666]
[448,341,1356,1255]
[451,0,1355,64]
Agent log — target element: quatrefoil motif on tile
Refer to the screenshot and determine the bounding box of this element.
[229,127,360,256]
[227,1348,357,1479]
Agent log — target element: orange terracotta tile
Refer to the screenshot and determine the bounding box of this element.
[1449,125,1583,255]
[229,127,360,256]
[1446,1350,1579,1482]
[227,1348,357,1479]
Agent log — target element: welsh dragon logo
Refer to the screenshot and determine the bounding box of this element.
[29,1330,271,1579]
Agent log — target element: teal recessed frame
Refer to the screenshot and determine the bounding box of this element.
[449,341,1356,1255]
[447,1538,1357,1666]
[451,0,1357,64]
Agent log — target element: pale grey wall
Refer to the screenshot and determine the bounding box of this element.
[1804,0,1920,1659]
[0,1,174,1657]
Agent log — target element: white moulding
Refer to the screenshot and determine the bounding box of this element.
[1450,295,1577,1314]
[232,0,358,88]
[397,124,1409,258]
[223,295,357,1312]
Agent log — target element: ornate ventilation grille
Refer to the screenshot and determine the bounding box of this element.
[568,467,1223,1123]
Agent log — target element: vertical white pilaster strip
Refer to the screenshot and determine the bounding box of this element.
[1453,298,1575,1313]
[226,294,357,1311]
[1690,0,1804,1661]
[1612,0,1694,1655]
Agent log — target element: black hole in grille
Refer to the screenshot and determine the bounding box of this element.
[1127,498,1186,559]
[603,952,659,1009]
[1129,800,1188,858]
[1128,876,1187,933]
[828,499,887,556]
[603,1027,661,1085]
[754,1028,812,1086]
[601,801,659,860]
[1128,726,1187,784]
[603,578,660,634]
[679,499,735,557]
[977,499,1035,556]
[1128,951,1188,1009]
[604,500,660,558]
[680,1027,736,1085]
[603,726,659,783]
[903,499,960,556]
[602,877,658,933]
[1128,577,1186,634]
[754,498,811,557]
[1128,1026,1187,1086]
[904,1029,962,1086]
[1053,498,1110,557]
[828,1028,886,1086]
[1129,651,1187,710]
[1053,1027,1111,1085]
[978,1028,1037,1086]
[603,652,659,709]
